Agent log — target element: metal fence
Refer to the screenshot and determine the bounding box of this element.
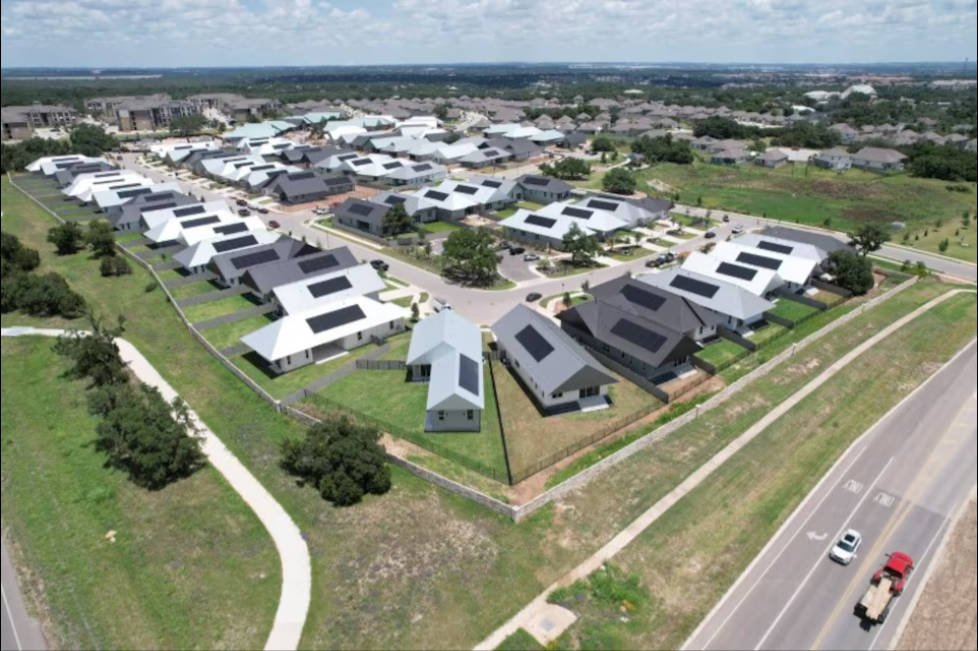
[355,359,406,370]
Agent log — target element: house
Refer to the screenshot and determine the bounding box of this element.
[108,190,199,231]
[241,246,359,301]
[146,214,266,246]
[27,154,107,176]
[638,269,773,330]
[708,240,818,291]
[558,291,702,384]
[383,161,448,187]
[53,161,117,187]
[333,198,391,237]
[710,144,749,165]
[140,201,234,231]
[734,232,829,266]
[209,237,318,287]
[458,147,512,168]
[493,305,617,413]
[515,174,574,203]
[267,171,353,204]
[272,263,387,315]
[680,251,782,297]
[173,230,280,274]
[760,226,854,256]
[755,149,788,168]
[64,170,145,202]
[240,296,407,374]
[851,147,907,171]
[485,137,543,161]
[589,275,722,341]
[91,181,171,211]
[813,147,852,171]
[406,310,485,432]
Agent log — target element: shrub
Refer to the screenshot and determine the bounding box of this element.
[100,255,132,277]
[46,222,85,255]
[1,232,40,273]
[1,271,85,318]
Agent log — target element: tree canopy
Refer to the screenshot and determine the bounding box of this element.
[169,114,209,137]
[85,220,117,258]
[280,414,391,506]
[47,221,85,255]
[68,124,118,157]
[538,157,590,179]
[829,250,874,295]
[848,223,890,256]
[590,136,616,152]
[906,143,977,182]
[562,222,602,266]
[771,122,840,149]
[601,167,637,194]
[440,227,499,286]
[381,203,414,237]
[630,134,694,164]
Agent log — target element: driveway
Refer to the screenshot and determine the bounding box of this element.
[498,250,541,283]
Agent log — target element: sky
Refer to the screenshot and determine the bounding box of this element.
[1,0,977,68]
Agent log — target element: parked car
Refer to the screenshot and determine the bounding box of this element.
[433,297,452,312]
[523,253,540,262]
[257,207,269,214]
[235,198,248,207]
[731,224,744,235]
[509,246,526,255]
[525,292,542,302]
[496,240,511,250]
[722,213,730,222]
[268,220,280,229]
[830,529,862,565]
[369,259,389,272]
[237,208,251,216]
[704,230,717,239]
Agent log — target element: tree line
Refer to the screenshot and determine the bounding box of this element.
[0,232,86,318]
[1,124,118,172]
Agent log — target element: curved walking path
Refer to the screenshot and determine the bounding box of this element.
[474,288,974,650]
[1,327,311,651]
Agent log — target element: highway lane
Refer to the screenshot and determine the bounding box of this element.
[1,533,47,651]
[685,340,977,651]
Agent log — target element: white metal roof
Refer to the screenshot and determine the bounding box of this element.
[681,251,782,296]
[141,200,232,229]
[272,263,387,315]
[638,269,773,322]
[91,180,163,209]
[173,229,279,269]
[734,233,828,263]
[406,310,484,411]
[63,170,147,201]
[29,155,107,176]
[710,240,817,286]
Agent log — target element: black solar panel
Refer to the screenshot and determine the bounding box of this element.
[757,240,794,255]
[306,304,365,334]
[562,206,593,219]
[521,176,549,186]
[611,319,666,353]
[142,192,173,201]
[337,152,358,160]
[384,195,406,205]
[425,190,449,201]
[514,325,554,362]
[231,248,280,270]
[483,149,501,157]
[94,172,119,177]
[737,251,782,270]
[717,261,758,281]
[106,183,141,191]
[140,201,177,213]
[250,164,274,172]
[458,354,480,395]
[670,274,720,298]
[298,254,338,274]
[621,283,666,311]
[117,187,152,199]
[481,179,503,188]
[413,163,432,171]
[348,202,375,216]
[525,214,557,228]
[181,215,221,228]
[587,199,620,211]
[308,275,353,298]
[382,161,403,170]
[174,205,206,217]
[351,158,371,167]
[212,235,258,252]
[454,184,479,195]
[93,178,123,185]
[52,156,77,162]
[214,222,249,235]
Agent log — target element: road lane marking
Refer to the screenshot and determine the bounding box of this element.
[844,479,865,494]
[753,457,895,650]
[698,445,869,649]
[874,492,896,508]
[2,585,24,651]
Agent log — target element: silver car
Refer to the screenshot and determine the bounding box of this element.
[829,529,862,565]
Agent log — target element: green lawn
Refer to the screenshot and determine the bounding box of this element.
[0,337,279,650]
[895,215,977,262]
[636,161,978,262]
[422,220,464,234]
[495,207,518,218]
[606,246,652,262]
[496,628,544,651]
[694,338,749,368]
[182,293,259,323]
[541,260,608,278]
[301,364,509,482]
[168,278,222,301]
[203,314,276,351]
[748,321,791,347]
[647,237,675,248]
[555,291,978,650]
[767,298,822,323]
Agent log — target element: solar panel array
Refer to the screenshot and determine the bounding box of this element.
[351,158,371,167]
[587,199,620,211]
[562,206,593,219]
[212,234,258,253]
[481,179,503,188]
[521,176,549,186]
[514,325,554,362]
[670,274,720,298]
[94,171,120,177]
[348,202,375,216]
[458,354,481,395]
[250,164,274,172]
[621,283,666,311]
[117,187,152,199]
[757,240,794,255]
[298,254,338,274]
[382,161,403,170]
[140,201,177,213]
[384,195,406,205]
[308,275,353,298]
[483,149,501,157]
[737,251,782,270]
[717,261,758,281]
[214,222,249,235]
[454,184,479,195]
[181,215,221,229]
[306,304,366,334]
[611,318,667,353]
[174,205,206,218]
[425,189,449,201]
[338,152,358,160]
[413,163,432,172]
[525,214,557,228]
[231,248,280,270]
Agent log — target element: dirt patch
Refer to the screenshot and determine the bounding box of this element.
[841,206,892,223]
[896,496,977,651]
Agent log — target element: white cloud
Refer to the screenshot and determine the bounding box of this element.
[1,0,975,66]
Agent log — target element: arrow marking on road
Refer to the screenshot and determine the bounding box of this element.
[806,531,828,542]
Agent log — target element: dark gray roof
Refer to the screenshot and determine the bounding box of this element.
[209,237,318,283]
[761,226,854,255]
[485,137,542,158]
[269,172,350,201]
[109,191,199,229]
[590,275,721,336]
[54,161,116,187]
[493,305,616,396]
[627,196,674,214]
[241,245,358,296]
[334,197,389,227]
[517,174,574,194]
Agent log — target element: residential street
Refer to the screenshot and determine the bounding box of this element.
[684,340,977,651]
[1,533,47,651]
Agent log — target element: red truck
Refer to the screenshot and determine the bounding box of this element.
[854,552,914,623]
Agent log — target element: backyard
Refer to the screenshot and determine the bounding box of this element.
[767,297,822,323]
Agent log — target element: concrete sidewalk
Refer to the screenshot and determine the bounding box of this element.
[1,327,311,651]
[473,289,972,650]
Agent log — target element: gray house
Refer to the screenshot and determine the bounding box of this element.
[516,174,574,203]
[268,171,353,204]
[209,237,318,287]
[240,245,358,301]
[755,149,788,168]
[406,310,484,432]
[813,147,852,171]
[589,275,722,341]
[333,198,390,237]
[851,147,907,171]
[108,190,199,231]
[54,161,116,187]
[493,305,617,414]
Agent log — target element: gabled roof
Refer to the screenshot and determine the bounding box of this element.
[681,251,782,297]
[241,296,408,362]
[710,240,817,286]
[108,191,198,229]
[209,237,316,282]
[517,174,574,195]
[334,197,390,225]
[734,233,828,264]
[760,226,854,255]
[272,263,387,315]
[638,269,773,322]
[407,310,484,410]
[93,181,179,210]
[269,171,347,200]
[493,305,616,396]
[241,246,359,296]
[173,230,280,269]
[852,146,907,163]
[590,275,721,336]
[64,170,148,201]
[141,200,233,230]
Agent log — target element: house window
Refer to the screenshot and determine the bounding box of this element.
[552,391,563,399]
[466,410,474,420]
[389,321,394,329]
[357,331,363,341]
[438,411,445,421]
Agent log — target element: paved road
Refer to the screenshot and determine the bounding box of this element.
[1,327,311,651]
[2,534,47,651]
[685,339,978,651]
